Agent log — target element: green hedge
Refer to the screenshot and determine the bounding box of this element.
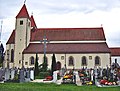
[35,72,51,79]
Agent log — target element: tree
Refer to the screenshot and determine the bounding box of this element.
[34,53,39,77]
[0,43,4,67]
[39,55,48,72]
[42,55,48,72]
[51,53,56,75]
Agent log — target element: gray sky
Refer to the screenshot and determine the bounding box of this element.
[0,0,120,48]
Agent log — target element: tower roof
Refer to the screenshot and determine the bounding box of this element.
[16,4,29,18]
[30,15,37,28]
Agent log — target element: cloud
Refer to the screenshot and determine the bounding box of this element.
[0,0,120,48]
[27,0,120,14]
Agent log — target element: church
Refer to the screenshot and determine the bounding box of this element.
[4,4,111,70]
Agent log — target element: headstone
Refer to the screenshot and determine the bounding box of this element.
[94,67,98,84]
[5,69,10,81]
[100,67,103,77]
[0,69,5,81]
[10,69,15,80]
[19,69,25,83]
[25,70,30,82]
[60,68,65,77]
[91,69,94,81]
[30,70,34,80]
[52,71,58,83]
[75,71,82,86]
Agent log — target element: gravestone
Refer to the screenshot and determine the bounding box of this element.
[75,71,82,86]
[100,67,103,77]
[91,69,94,81]
[10,69,15,80]
[5,69,10,81]
[25,70,30,82]
[19,69,25,83]
[0,69,5,81]
[52,71,58,83]
[30,70,34,80]
[59,68,65,77]
[94,67,98,84]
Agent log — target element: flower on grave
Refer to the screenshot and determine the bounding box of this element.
[86,81,93,85]
[108,82,112,85]
[113,82,116,85]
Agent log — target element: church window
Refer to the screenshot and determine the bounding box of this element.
[30,56,34,65]
[19,60,21,64]
[95,56,100,66]
[89,56,92,60]
[11,49,14,63]
[20,20,23,25]
[68,56,74,66]
[7,50,9,61]
[25,62,28,65]
[81,56,87,66]
[61,56,64,60]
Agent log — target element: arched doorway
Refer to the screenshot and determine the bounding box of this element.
[56,61,61,70]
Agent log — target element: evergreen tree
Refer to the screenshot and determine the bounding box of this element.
[0,43,4,67]
[51,53,56,75]
[42,55,48,72]
[34,53,39,77]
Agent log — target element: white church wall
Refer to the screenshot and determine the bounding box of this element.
[23,53,110,69]
[4,44,15,68]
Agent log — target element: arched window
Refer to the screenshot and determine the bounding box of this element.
[56,61,61,70]
[81,56,87,66]
[30,56,34,65]
[68,56,74,66]
[11,49,14,62]
[95,56,100,66]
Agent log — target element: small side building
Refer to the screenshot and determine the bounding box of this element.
[110,48,120,65]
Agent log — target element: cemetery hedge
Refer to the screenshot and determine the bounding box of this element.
[0,82,120,91]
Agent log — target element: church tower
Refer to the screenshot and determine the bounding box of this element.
[14,4,31,68]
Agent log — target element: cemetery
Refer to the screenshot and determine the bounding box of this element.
[0,54,120,91]
[0,63,120,87]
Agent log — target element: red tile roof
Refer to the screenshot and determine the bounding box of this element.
[23,43,110,54]
[30,27,106,41]
[6,30,15,44]
[16,4,29,18]
[110,48,120,56]
[30,15,37,28]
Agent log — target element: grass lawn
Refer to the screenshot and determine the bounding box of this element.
[0,83,120,91]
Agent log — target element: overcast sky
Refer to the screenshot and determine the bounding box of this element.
[0,0,120,48]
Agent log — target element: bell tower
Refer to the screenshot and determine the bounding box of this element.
[14,4,31,68]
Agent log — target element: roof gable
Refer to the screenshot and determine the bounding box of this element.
[16,4,29,18]
[6,30,15,44]
[31,27,106,41]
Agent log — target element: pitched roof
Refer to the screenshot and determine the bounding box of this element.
[6,30,15,44]
[30,15,37,28]
[30,27,106,41]
[23,43,110,54]
[110,48,120,56]
[16,4,29,18]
